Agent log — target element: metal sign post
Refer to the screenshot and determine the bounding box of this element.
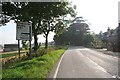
[16,21,32,59]
[18,40,20,60]
[29,25,32,58]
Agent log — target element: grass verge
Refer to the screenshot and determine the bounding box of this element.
[2,49,66,79]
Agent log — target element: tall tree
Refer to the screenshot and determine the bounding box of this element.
[39,2,76,48]
[54,17,89,46]
[2,2,40,51]
[2,2,76,50]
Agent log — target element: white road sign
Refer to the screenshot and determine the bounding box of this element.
[16,22,32,40]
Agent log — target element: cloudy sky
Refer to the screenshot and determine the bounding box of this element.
[0,0,120,45]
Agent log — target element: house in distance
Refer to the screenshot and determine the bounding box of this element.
[3,44,18,52]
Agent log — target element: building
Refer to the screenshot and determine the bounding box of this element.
[3,44,18,52]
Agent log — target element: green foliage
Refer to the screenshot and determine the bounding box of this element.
[40,2,76,48]
[54,16,106,48]
[2,46,67,68]
[54,21,104,48]
[54,17,89,46]
[34,48,47,57]
[83,33,94,46]
[82,32,104,48]
[96,31,107,48]
[2,49,65,78]
[90,34,104,48]
[2,2,76,50]
[22,40,28,50]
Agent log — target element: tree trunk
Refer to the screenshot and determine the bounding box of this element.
[34,30,38,51]
[32,22,38,51]
[45,33,48,49]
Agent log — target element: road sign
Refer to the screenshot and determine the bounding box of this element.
[16,21,32,40]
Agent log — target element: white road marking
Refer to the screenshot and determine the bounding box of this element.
[81,53,115,78]
[112,75,116,78]
[53,51,66,79]
[53,47,116,79]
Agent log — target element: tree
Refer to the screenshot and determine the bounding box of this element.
[95,31,107,48]
[54,29,70,45]
[2,2,76,50]
[54,17,89,46]
[54,17,107,48]
[83,33,94,46]
[38,2,76,48]
[2,2,41,51]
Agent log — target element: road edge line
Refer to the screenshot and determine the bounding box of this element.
[53,50,66,78]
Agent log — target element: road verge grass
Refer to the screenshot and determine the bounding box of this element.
[2,49,66,79]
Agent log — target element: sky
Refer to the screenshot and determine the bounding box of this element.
[0,0,120,45]
[71,0,119,33]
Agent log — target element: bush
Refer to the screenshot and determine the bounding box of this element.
[33,48,47,57]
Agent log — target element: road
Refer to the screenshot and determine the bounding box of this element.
[48,46,119,78]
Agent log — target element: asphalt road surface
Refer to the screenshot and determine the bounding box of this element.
[49,46,119,78]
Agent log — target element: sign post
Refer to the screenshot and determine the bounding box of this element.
[29,25,32,58]
[18,40,20,60]
[16,21,32,59]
